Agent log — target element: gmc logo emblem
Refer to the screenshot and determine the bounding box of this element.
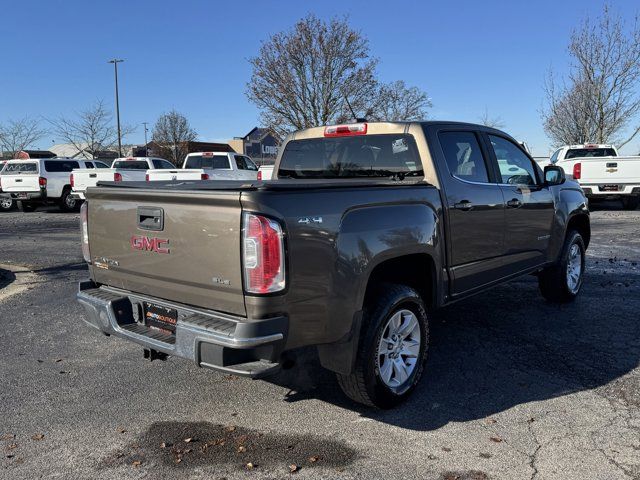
[130,235,170,254]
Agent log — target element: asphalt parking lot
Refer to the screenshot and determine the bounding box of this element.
[0,205,639,480]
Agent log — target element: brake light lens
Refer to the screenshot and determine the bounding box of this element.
[80,202,90,263]
[201,173,209,180]
[114,172,122,182]
[39,177,47,187]
[257,171,262,180]
[242,213,285,294]
[70,173,74,188]
[324,123,367,137]
[573,162,581,180]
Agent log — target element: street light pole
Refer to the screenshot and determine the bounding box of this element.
[108,59,124,157]
[142,122,149,155]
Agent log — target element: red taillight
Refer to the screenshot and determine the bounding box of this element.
[70,173,74,188]
[257,171,262,180]
[38,177,47,187]
[201,173,209,180]
[114,172,122,182]
[573,163,581,180]
[80,202,90,263]
[145,174,150,181]
[324,123,367,137]
[243,213,285,294]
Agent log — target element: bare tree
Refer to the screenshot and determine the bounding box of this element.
[479,107,505,129]
[49,100,134,159]
[151,110,197,166]
[542,7,640,147]
[0,117,47,158]
[367,81,431,122]
[247,15,378,137]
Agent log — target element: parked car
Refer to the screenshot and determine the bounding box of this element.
[545,144,640,210]
[257,164,275,180]
[76,121,589,408]
[70,157,174,200]
[146,153,259,182]
[1,158,105,212]
[0,160,17,211]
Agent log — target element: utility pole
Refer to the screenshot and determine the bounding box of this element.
[142,122,149,156]
[108,59,124,157]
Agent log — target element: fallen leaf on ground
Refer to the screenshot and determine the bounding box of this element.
[246,462,255,470]
[31,434,44,441]
[0,434,14,441]
[485,418,497,424]
[224,426,236,433]
[480,452,492,458]
[184,437,194,443]
[308,455,320,463]
[237,446,246,453]
[442,447,452,452]
[117,428,127,434]
[289,464,299,473]
[490,436,503,443]
[6,444,17,450]
[132,460,142,467]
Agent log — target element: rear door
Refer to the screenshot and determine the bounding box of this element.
[429,127,506,295]
[486,134,555,271]
[0,161,40,192]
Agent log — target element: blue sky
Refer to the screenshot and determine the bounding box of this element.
[1,0,639,156]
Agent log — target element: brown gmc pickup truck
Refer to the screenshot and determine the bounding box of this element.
[77,121,590,408]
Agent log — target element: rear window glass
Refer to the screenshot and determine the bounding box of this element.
[184,155,230,169]
[565,148,616,159]
[112,160,149,170]
[44,160,79,172]
[152,159,175,169]
[95,161,110,168]
[278,134,422,179]
[2,162,38,175]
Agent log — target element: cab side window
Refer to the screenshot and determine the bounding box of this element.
[439,131,490,183]
[489,135,538,186]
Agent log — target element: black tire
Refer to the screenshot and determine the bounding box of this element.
[18,201,37,212]
[59,188,79,213]
[621,196,639,211]
[0,197,15,211]
[538,230,585,303]
[336,283,429,409]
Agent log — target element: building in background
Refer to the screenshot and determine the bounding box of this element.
[229,127,281,166]
[49,143,119,162]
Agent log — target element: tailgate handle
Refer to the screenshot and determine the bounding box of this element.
[89,173,97,178]
[137,207,164,231]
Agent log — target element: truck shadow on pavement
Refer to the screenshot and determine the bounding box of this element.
[271,264,640,431]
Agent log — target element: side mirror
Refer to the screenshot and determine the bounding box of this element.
[544,165,565,186]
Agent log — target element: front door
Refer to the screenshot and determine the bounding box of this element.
[433,129,506,296]
[486,134,555,271]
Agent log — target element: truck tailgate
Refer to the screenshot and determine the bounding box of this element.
[87,186,246,316]
[146,169,204,181]
[72,169,115,193]
[580,157,640,184]
[1,174,40,192]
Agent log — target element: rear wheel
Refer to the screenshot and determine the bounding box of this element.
[0,197,15,211]
[538,230,585,303]
[18,201,37,212]
[336,283,429,408]
[621,196,639,210]
[59,188,79,212]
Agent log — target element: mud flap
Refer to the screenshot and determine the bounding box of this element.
[317,310,363,375]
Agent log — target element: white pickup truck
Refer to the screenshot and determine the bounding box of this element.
[546,144,640,210]
[145,152,258,182]
[70,157,175,200]
[0,158,108,212]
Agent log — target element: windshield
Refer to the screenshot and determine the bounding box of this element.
[184,155,230,169]
[112,160,149,170]
[2,162,38,175]
[565,148,616,159]
[278,134,422,179]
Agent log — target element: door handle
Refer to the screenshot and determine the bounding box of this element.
[453,200,474,211]
[506,198,522,208]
